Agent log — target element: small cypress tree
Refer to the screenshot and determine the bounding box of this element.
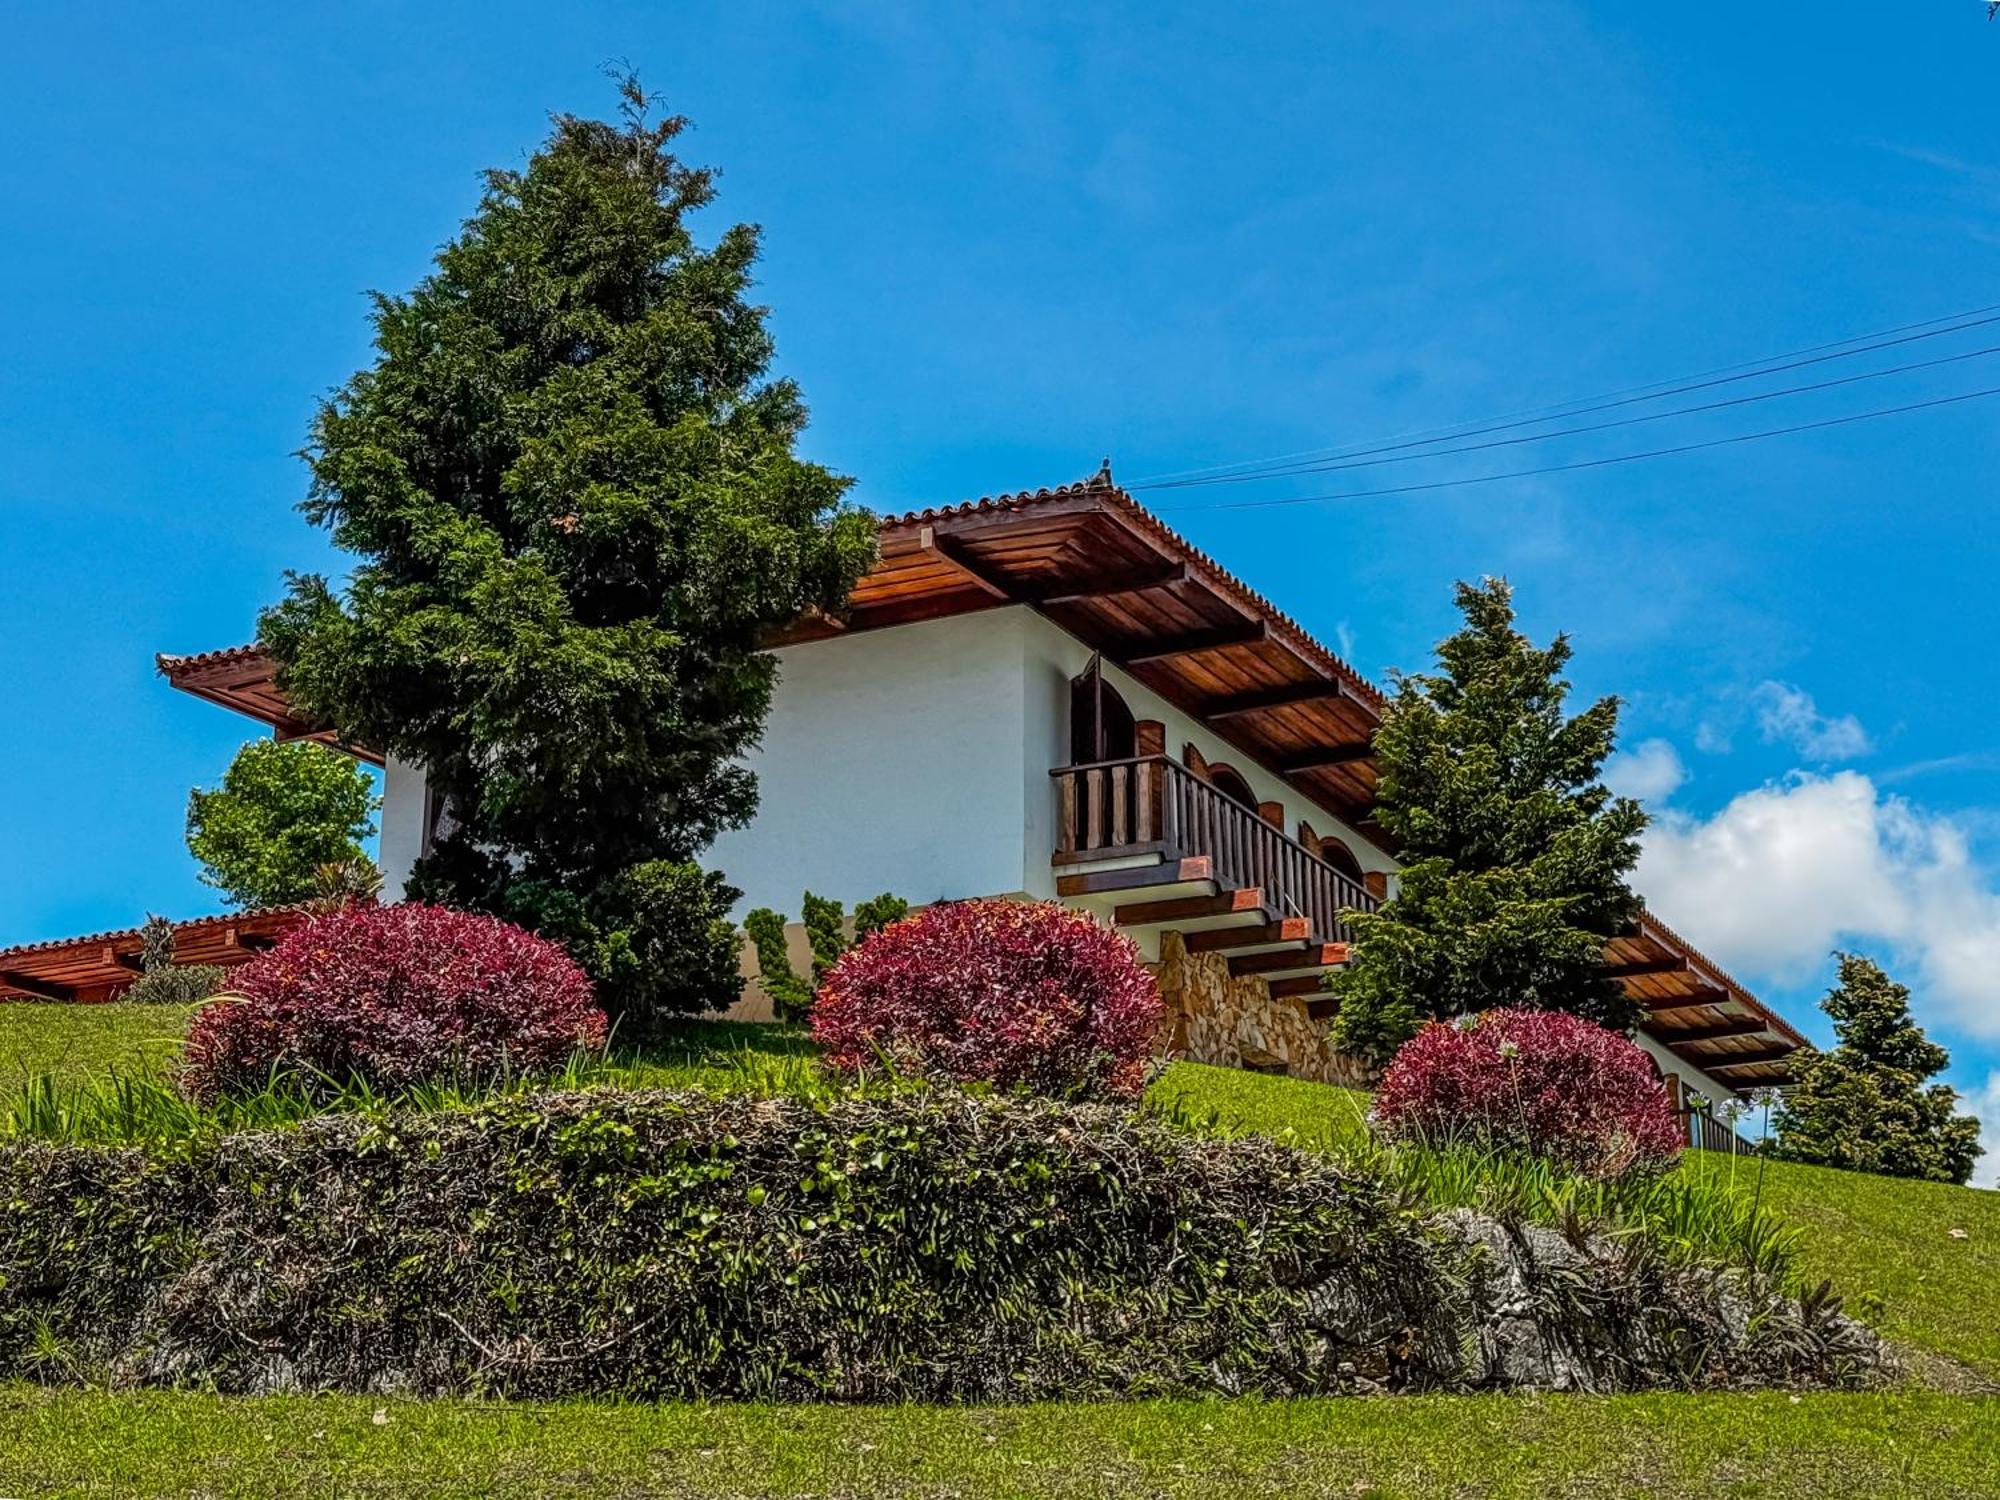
[1330,579,1646,1064]
[258,77,875,1026]
[121,915,226,1006]
[745,890,908,1024]
[1771,954,1982,1185]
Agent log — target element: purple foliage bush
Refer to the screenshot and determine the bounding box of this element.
[1372,1008,1684,1178]
[812,900,1163,1099]
[181,902,606,1100]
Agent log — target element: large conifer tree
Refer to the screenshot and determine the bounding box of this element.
[1330,579,1646,1063]
[260,78,875,1023]
[1771,954,1981,1185]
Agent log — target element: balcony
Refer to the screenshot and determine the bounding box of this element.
[1051,755,1378,997]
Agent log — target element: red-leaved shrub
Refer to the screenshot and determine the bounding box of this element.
[180,903,606,1101]
[1371,1008,1684,1178]
[810,900,1163,1099]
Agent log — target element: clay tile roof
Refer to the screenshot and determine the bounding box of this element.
[881,470,1387,708]
[155,643,269,675]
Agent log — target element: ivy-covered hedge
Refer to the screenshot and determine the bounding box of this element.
[0,1089,1883,1400]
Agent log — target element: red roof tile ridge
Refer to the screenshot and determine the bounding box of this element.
[0,904,312,963]
[156,642,270,674]
[879,472,1388,707]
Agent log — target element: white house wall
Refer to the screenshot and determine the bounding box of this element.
[378,755,427,902]
[368,606,1396,917]
[1634,1031,1742,1114]
[705,609,1037,917]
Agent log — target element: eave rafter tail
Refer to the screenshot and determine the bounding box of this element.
[1206,680,1347,719]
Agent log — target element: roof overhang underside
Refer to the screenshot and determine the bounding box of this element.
[0,907,310,1004]
[1614,913,1807,1089]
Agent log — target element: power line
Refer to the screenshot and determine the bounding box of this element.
[1130,301,2000,489]
[1156,383,2000,513]
[1136,340,2000,488]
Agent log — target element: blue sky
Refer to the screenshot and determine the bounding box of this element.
[3,3,1996,1169]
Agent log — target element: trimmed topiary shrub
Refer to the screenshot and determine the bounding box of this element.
[1372,1009,1684,1179]
[811,900,1162,1099]
[0,1089,1886,1400]
[179,903,606,1100]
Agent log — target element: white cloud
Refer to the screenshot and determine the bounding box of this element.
[1752,681,1872,761]
[1965,1074,2000,1190]
[1694,719,1733,755]
[1635,770,2000,1040]
[1603,738,1686,804]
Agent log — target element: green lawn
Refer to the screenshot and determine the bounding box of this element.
[5,1002,1999,1497]
[2,1385,1996,1499]
[1699,1153,2000,1383]
[0,1001,192,1086]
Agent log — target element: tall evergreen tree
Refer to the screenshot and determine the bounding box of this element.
[260,77,875,1024]
[1771,954,1981,1185]
[1330,579,1647,1063]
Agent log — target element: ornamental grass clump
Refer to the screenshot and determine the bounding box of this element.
[1372,1008,1684,1180]
[811,900,1163,1099]
[179,903,606,1102]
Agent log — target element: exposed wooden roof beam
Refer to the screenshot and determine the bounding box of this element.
[1605,956,1690,980]
[0,970,75,1002]
[1120,620,1269,666]
[1665,1016,1771,1046]
[1204,680,1347,719]
[1638,986,1733,1011]
[1277,743,1375,773]
[917,525,1013,600]
[1055,857,1214,898]
[109,946,145,973]
[1035,562,1189,606]
[1268,975,1325,999]
[1306,995,1341,1020]
[1705,1046,1797,1071]
[1229,942,1348,977]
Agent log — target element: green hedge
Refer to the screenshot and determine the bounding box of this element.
[0,1089,1882,1401]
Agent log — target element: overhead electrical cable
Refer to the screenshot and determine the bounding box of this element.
[1129,301,2000,489]
[1132,340,2000,487]
[1154,384,2000,513]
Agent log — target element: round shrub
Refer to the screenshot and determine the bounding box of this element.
[811,899,1163,1099]
[180,903,606,1100]
[1372,1009,1684,1178]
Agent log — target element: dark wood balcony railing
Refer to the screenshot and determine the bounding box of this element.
[1683,1107,1754,1156]
[1052,754,1378,943]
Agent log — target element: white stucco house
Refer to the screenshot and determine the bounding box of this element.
[143,471,1801,1142]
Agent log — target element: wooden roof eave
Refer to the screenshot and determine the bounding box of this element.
[1620,910,1807,1090]
[0,907,310,1003]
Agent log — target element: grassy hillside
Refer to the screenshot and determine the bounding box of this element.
[0,1002,192,1086]
[2,1003,1997,1496]
[3,1385,1998,1499]
[1161,1060,2000,1384]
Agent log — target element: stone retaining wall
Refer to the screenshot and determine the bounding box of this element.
[1153,930,1373,1088]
